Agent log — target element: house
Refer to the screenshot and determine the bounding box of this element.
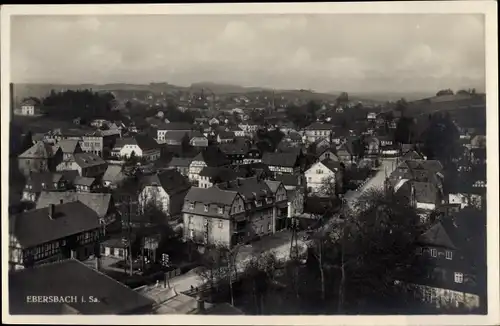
[396,212,486,312]
[156,122,193,143]
[238,123,259,136]
[112,135,160,162]
[36,191,119,232]
[219,140,249,165]
[9,259,155,314]
[102,165,126,189]
[18,141,63,177]
[275,174,306,219]
[188,147,230,184]
[303,122,335,144]
[168,157,193,177]
[263,180,289,231]
[74,176,99,192]
[189,132,209,148]
[305,159,343,195]
[161,131,188,146]
[469,135,486,149]
[229,126,245,137]
[316,146,339,162]
[336,142,355,166]
[138,169,192,220]
[9,202,103,270]
[56,152,107,178]
[18,98,42,116]
[243,145,263,164]
[394,179,442,222]
[21,172,70,203]
[217,130,235,144]
[183,177,282,247]
[209,118,220,126]
[90,119,109,129]
[100,237,131,260]
[367,112,377,120]
[364,136,380,156]
[56,139,83,161]
[198,166,244,189]
[330,127,349,145]
[262,152,301,175]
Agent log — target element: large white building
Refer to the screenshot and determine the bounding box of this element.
[304,159,343,195]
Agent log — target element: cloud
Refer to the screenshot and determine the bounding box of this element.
[10,14,485,93]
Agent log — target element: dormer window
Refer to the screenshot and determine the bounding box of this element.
[189,203,194,210]
[454,272,463,283]
[445,251,453,260]
[218,207,223,214]
[204,205,209,212]
[430,248,437,257]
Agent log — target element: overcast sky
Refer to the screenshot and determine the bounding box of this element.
[11,14,485,94]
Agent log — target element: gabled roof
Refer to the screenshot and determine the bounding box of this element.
[19,141,58,159]
[216,177,273,203]
[169,157,193,168]
[141,169,191,195]
[418,222,457,249]
[56,140,81,154]
[9,259,155,314]
[74,153,106,169]
[262,152,299,168]
[102,165,126,183]
[184,187,239,206]
[36,191,113,218]
[74,176,97,187]
[413,181,440,204]
[217,130,235,139]
[25,172,65,193]
[304,122,335,131]
[199,166,244,183]
[320,158,343,172]
[192,147,230,167]
[275,173,305,187]
[10,202,100,248]
[263,180,284,194]
[219,140,249,155]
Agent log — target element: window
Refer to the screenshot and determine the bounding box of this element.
[307,177,312,182]
[204,205,209,212]
[189,203,194,210]
[218,207,224,214]
[430,249,437,257]
[218,221,223,228]
[260,225,263,233]
[268,223,272,231]
[255,200,262,207]
[446,251,453,260]
[454,272,463,283]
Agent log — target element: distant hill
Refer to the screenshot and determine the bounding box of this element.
[189,82,269,94]
[406,93,486,116]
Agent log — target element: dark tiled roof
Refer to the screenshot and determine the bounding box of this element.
[304,122,335,131]
[193,147,230,167]
[36,192,113,218]
[141,169,191,195]
[74,176,96,187]
[216,177,272,203]
[199,166,241,181]
[275,173,305,187]
[74,153,106,169]
[169,157,193,167]
[320,158,343,172]
[19,141,58,159]
[262,152,299,168]
[135,134,159,151]
[10,202,100,248]
[413,181,440,204]
[9,259,155,314]
[165,131,189,143]
[102,165,126,183]
[25,172,64,193]
[418,222,457,249]
[218,130,236,139]
[219,141,249,155]
[185,187,238,206]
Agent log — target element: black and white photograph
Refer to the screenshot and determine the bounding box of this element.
[1,2,498,325]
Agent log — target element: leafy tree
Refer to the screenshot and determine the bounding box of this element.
[181,133,192,153]
[421,112,460,165]
[336,92,349,106]
[20,130,33,154]
[436,89,454,96]
[394,117,415,144]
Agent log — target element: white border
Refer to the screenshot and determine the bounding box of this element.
[1,2,498,325]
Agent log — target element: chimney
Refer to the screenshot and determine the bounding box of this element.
[49,204,55,219]
[196,295,205,313]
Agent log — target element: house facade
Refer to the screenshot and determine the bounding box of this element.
[56,152,107,178]
[303,122,335,144]
[262,152,301,175]
[304,159,342,195]
[138,170,192,220]
[9,202,103,270]
[18,142,63,177]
